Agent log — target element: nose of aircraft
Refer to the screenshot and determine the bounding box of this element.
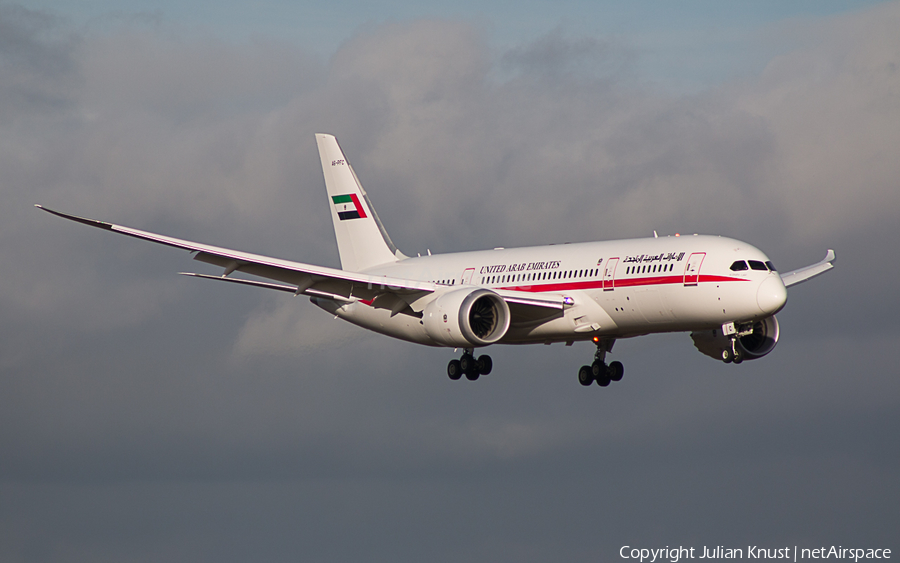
[757,274,787,315]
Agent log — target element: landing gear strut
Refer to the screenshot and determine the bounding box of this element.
[448,349,492,381]
[721,322,745,364]
[578,337,624,387]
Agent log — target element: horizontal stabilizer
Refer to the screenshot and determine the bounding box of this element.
[179,272,296,293]
[180,273,355,302]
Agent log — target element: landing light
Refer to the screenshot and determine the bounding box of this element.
[592,336,600,343]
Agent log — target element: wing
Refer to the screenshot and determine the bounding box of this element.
[780,249,836,288]
[35,205,435,304]
[35,205,568,317]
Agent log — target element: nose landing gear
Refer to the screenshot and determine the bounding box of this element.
[447,349,492,381]
[578,337,624,387]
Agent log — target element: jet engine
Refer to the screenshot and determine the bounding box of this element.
[691,315,780,362]
[423,288,511,347]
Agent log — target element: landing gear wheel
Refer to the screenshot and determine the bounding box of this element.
[732,350,744,364]
[447,359,462,380]
[596,373,611,387]
[591,361,605,379]
[608,361,624,382]
[476,355,492,376]
[721,349,733,363]
[578,365,594,386]
[459,353,480,380]
[459,353,476,375]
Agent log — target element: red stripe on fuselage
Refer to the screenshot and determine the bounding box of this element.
[357,274,748,307]
[496,274,748,293]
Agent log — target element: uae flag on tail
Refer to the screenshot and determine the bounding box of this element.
[332,194,367,220]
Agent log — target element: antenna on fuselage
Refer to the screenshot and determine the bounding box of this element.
[653,230,658,238]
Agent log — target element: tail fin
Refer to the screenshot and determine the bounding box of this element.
[316,134,405,272]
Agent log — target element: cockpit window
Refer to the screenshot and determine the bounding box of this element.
[765,261,777,272]
[748,260,767,271]
[730,260,748,271]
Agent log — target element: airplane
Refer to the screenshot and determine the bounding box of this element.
[36,133,835,386]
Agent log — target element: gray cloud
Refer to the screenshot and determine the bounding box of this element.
[0,4,75,117]
[1,3,898,561]
[500,27,624,78]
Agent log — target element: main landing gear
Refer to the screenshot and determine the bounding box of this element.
[578,337,624,387]
[447,349,493,381]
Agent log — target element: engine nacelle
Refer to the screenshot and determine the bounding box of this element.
[423,288,511,347]
[691,315,780,362]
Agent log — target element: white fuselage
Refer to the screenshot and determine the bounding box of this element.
[314,234,788,347]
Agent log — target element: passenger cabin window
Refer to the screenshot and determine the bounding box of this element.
[730,260,749,271]
[748,260,767,271]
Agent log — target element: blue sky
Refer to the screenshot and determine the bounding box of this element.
[25,0,888,90]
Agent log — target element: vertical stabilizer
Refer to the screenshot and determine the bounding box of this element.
[316,134,405,272]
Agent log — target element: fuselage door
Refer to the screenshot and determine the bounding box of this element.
[602,257,619,291]
[683,252,706,286]
[461,268,475,285]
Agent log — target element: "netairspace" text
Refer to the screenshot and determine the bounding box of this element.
[619,546,891,563]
